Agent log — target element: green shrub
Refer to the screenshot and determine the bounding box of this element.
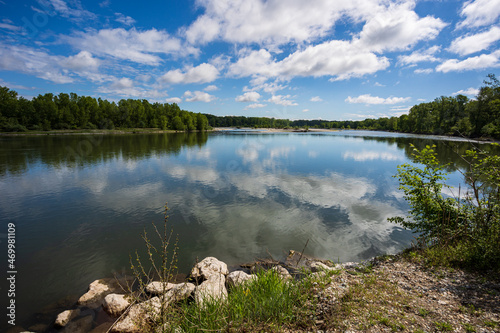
[390,144,500,271]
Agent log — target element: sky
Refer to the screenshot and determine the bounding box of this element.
[0,0,499,121]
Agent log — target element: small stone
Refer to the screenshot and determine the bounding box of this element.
[61,314,93,333]
[55,309,81,327]
[271,265,291,279]
[145,281,176,295]
[226,271,256,288]
[78,278,125,309]
[103,293,131,317]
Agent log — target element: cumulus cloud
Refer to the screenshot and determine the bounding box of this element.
[63,28,195,65]
[161,63,219,84]
[452,87,480,96]
[184,90,216,102]
[166,97,182,103]
[398,46,441,65]
[204,85,218,91]
[244,103,267,109]
[345,94,411,105]
[0,44,73,83]
[436,50,500,72]
[235,91,261,102]
[448,26,500,56]
[356,2,447,52]
[229,41,390,81]
[61,51,99,71]
[457,0,500,28]
[267,95,297,106]
[310,96,323,102]
[115,13,136,26]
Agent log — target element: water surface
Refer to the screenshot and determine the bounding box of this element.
[1,130,496,329]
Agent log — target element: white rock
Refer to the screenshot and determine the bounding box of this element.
[103,293,131,317]
[145,281,176,295]
[55,308,80,327]
[194,275,227,306]
[271,265,291,279]
[226,271,255,288]
[78,278,124,308]
[111,297,161,333]
[191,257,228,280]
[164,282,195,303]
[309,261,339,272]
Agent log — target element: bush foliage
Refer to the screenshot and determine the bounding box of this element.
[390,144,500,271]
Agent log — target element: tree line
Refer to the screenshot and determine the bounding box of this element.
[1,74,498,139]
[206,74,500,139]
[0,89,209,132]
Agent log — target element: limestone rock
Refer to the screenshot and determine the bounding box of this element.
[194,275,227,306]
[309,261,340,272]
[164,282,195,303]
[103,293,131,317]
[61,315,93,333]
[55,308,80,327]
[226,271,255,288]
[111,297,161,333]
[78,278,125,309]
[145,281,176,295]
[191,257,228,280]
[271,265,291,279]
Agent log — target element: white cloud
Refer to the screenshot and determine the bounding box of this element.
[398,46,441,65]
[166,97,182,103]
[235,91,261,102]
[204,85,218,91]
[64,28,195,65]
[229,41,390,81]
[436,50,500,72]
[37,0,97,21]
[448,26,500,56]
[115,13,136,26]
[310,96,323,102]
[244,103,267,109]
[345,94,410,105]
[61,51,99,71]
[184,0,359,46]
[267,95,297,106]
[457,0,500,28]
[452,87,480,96]
[414,68,433,74]
[184,90,216,102]
[161,63,219,84]
[101,78,166,99]
[356,2,447,52]
[302,109,310,112]
[0,44,73,83]
[0,22,22,31]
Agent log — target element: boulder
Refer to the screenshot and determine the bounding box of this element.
[271,265,291,279]
[145,281,176,295]
[103,294,131,317]
[111,297,161,333]
[55,308,80,327]
[78,278,125,309]
[191,257,228,280]
[194,275,227,306]
[164,282,195,303]
[226,271,255,288]
[61,314,93,333]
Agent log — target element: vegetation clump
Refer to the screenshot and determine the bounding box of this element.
[389,143,500,272]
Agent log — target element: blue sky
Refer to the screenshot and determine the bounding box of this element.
[0,0,499,121]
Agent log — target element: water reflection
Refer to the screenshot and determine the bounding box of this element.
[1,130,498,330]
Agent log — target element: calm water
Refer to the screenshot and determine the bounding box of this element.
[1,130,497,330]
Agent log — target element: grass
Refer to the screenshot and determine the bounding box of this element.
[163,269,318,332]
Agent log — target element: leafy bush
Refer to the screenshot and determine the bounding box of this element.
[390,144,500,271]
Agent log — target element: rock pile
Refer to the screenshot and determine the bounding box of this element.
[14,252,342,333]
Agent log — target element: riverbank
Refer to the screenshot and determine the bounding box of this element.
[8,250,499,333]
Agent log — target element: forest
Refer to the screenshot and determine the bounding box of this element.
[1,74,499,139]
[0,89,209,132]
